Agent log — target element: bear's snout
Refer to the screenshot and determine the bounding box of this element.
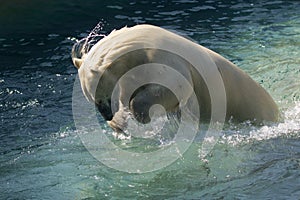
[95,100,113,121]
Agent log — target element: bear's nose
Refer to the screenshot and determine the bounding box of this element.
[95,101,113,121]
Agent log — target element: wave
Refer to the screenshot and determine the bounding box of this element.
[220,101,300,147]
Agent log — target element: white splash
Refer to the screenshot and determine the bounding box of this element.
[222,101,300,146]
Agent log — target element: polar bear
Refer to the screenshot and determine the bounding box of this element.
[72,24,279,132]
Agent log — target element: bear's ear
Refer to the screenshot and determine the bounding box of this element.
[73,58,83,69]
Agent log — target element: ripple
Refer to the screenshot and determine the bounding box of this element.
[188,5,216,12]
[107,5,123,10]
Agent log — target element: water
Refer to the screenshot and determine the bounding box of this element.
[0,0,299,199]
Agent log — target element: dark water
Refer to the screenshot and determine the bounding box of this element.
[0,0,299,199]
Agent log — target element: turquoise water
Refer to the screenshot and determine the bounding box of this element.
[0,0,299,199]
